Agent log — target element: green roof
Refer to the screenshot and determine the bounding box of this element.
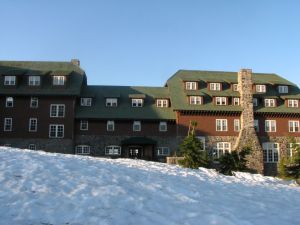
[76,86,176,120]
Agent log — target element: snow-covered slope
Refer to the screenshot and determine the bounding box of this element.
[0,147,299,225]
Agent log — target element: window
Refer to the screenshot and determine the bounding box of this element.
[5,97,13,107]
[288,99,298,108]
[81,98,92,106]
[264,99,276,107]
[253,98,258,106]
[4,76,16,85]
[157,147,170,156]
[159,121,167,132]
[106,98,118,107]
[210,83,221,91]
[133,121,141,131]
[185,82,197,90]
[213,142,231,159]
[265,120,276,132]
[289,121,299,132]
[50,104,65,117]
[216,97,227,105]
[234,119,240,132]
[28,144,36,150]
[28,76,40,86]
[263,142,279,162]
[278,86,288,94]
[233,97,240,106]
[196,136,206,150]
[233,84,238,91]
[287,143,300,158]
[189,96,202,105]
[49,124,64,138]
[80,120,88,131]
[75,145,90,155]
[156,99,169,107]
[216,119,228,131]
[107,121,115,131]
[256,85,266,93]
[29,118,37,132]
[30,97,39,108]
[254,119,259,132]
[105,146,121,155]
[4,118,12,131]
[53,76,65,85]
[132,99,143,107]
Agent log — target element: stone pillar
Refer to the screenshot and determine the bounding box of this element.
[234,69,264,174]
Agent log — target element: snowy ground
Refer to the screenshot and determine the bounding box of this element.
[0,147,299,225]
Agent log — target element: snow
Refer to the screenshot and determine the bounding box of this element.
[0,147,299,225]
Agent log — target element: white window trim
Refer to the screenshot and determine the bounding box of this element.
[287,99,298,108]
[28,76,41,86]
[264,99,276,107]
[4,76,16,85]
[233,97,240,106]
[263,142,279,163]
[234,119,240,132]
[107,120,115,132]
[185,82,197,90]
[256,85,266,93]
[288,120,299,133]
[157,147,170,156]
[106,98,118,107]
[159,121,167,132]
[80,120,88,131]
[214,142,231,159]
[30,97,39,108]
[53,76,65,85]
[189,96,202,105]
[29,118,37,132]
[4,118,12,132]
[81,98,92,106]
[133,121,141,132]
[156,99,169,108]
[265,120,276,132]
[233,84,238,91]
[105,145,121,155]
[216,97,227,106]
[75,145,91,155]
[5,97,14,108]
[50,104,65,118]
[49,124,64,138]
[210,83,221,91]
[132,99,143,107]
[216,119,228,131]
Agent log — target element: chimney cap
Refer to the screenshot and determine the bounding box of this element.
[71,59,80,66]
[240,68,252,73]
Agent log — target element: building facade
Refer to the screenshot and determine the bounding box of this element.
[0,60,299,175]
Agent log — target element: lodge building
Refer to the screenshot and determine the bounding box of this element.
[0,60,299,175]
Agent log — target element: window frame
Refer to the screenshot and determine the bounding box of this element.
[28,118,38,132]
[233,84,238,91]
[131,99,143,107]
[159,121,167,132]
[234,119,240,132]
[106,98,118,107]
[5,97,14,108]
[278,85,288,94]
[263,142,279,163]
[265,120,276,132]
[216,119,228,131]
[75,145,91,155]
[105,145,121,155]
[189,96,202,105]
[256,85,266,93]
[264,99,276,107]
[210,83,221,91]
[30,97,39,108]
[28,144,37,150]
[80,98,92,106]
[133,121,141,132]
[4,76,16,85]
[107,120,115,132]
[52,76,65,86]
[288,120,299,132]
[254,119,259,132]
[49,124,64,138]
[4,118,12,132]
[287,99,298,108]
[216,97,227,106]
[80,120,88,131]
[157,147,170,156]
[28,76,41,86]
[156,99,169,108]
[253,98,258,107]
[233,97,240,106]
[50,104,65,118]
[185,82,197,90]
[213,142,231,159]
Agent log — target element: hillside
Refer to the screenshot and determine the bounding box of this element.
[0,147,299,225]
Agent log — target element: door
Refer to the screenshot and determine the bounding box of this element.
[129,146,143,159]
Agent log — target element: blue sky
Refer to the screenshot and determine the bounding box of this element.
[0,0,300,87]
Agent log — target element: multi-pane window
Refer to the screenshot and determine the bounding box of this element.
[189,96,202,105]
[107,120,115,131]
[53,76,65,85]
[105,146,121,155]
[156,99,169,107]
[133,121,141,131]
[264,99,276,107]
[81,98,92,106]
[288,121,299,132]
[157,147,170,156]
[80,120,88,131]
[288,99,298,108]
[185,82,197,90]
[5,97,14,107]
[29,118,37,132]
[256,85,266,93]
[253,98,258,106]
[4,76,16,85]
[132,99,143,107]
[234,119,240,132]
[278,85,288,94]
[216,119,228,131]
[50,104,65,117]
[213,142,231,159]
[159,121,167,132]
[263,142,279,162]
[49,124,64,138]
[210,83,221,91]
[287,143,300,158]
[254,119,259,132]
[30,97,38,108]
[106,98,118,107]
[75,145,91,155]
[265,120,276,132]
[4,118,12,131]
[233,84,238,91]
[28,76,40,86]
[28,144,36,150]
[233,97,240,106]
[216,97,227,105]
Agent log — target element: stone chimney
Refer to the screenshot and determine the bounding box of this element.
[71,59,80,66]
[234,69,264,174]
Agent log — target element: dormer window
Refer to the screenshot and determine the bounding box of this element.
[133,121,141,131]
[253,98,258,106]
[278,85,288,94]
[53,76,65,85]
[156,99,169,108]
[107,121,115,131]
[256,85,266,93]
[233,97,240,106]
[288,99,299,108]
[132,99,143,107]
[159,122,167,132]
[216,97,227,105]
[5,97,14,107]
[81,98,92,106]
[210,83,221,91]
[264,99,276,107]
[4,76,16,85]
[233,84,238,91]
[189,96,202,105]
[106,98,118,107]
[185,82,197,90]
[28,76,40,86]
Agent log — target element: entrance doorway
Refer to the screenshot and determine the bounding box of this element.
[129,146,143,159]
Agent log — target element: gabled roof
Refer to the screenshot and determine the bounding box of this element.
[76,85,176,120]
